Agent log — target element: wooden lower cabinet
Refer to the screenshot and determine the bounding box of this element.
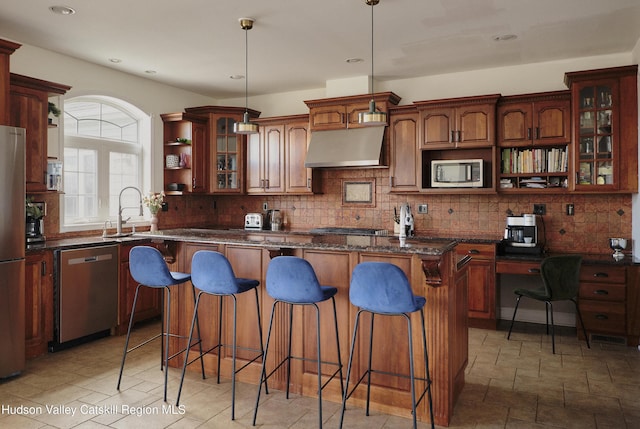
[456,243,496,328]
[578,263,629,342]
[25,251,53,359]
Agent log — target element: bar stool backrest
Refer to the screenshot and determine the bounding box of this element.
[129,246,181,287]
[266,256,324,303]
[350,262,423,314]
[191,250,241,294]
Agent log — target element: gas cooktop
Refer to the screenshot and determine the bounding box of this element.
[309,227,388,236]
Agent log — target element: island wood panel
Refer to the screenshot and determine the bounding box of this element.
[421,252,469,426]
[296,250,354,400]
[168,239,466,427]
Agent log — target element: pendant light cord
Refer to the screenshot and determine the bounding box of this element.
[244,25,249,114]
[370,0,375,96]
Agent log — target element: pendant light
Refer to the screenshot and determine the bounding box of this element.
[234,17,259,134]
[358,0,387,126]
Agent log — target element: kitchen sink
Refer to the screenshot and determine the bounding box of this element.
[102,232,134,238]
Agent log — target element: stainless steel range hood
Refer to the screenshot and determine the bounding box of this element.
[304,126,385,168]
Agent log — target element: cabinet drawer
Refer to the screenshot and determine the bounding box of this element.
[455,243,495,260]
[579,300,626,334]
[495,260,541,275]
[579,283,625,302]
[580,265,625,284]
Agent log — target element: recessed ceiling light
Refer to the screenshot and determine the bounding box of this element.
[109,58,122,63]
[346,58,364,63]
[230,74,245,80]
[49,5,76,15]
[493,34,518,42]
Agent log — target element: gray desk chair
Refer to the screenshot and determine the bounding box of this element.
[507,254,590,353]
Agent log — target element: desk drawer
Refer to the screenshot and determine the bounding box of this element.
[580,300,626,334]
[456,243,495,260]
[580,265,625,284]
[579,283,625,302]
[495,260,541,275]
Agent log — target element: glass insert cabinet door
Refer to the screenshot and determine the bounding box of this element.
[215,116,240,190]
[577,83,616,186]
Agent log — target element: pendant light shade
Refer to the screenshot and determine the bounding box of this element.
[234,17,259,135]
[359,0,387,126]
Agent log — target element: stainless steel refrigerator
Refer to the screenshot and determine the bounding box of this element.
[0,125,25,378]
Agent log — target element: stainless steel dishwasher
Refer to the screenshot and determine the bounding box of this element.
[51,245,119,350]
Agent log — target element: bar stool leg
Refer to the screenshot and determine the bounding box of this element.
[405,313,417,429]
[365,312,375,415]
[420,309,435,429]
[189,284,205,380]
[253,300,277,426]
[216,295,224,384]
[330,296,344,396]
[286,303,294,399]
[117,283,143,392]
[339,309,362,429]
[254,288,268,394]
[162,287,172,402]
[176,291,204,406]
[548,302,556,354]
[573,298,591,349]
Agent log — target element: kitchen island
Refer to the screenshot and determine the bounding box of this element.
[137,228,469,427]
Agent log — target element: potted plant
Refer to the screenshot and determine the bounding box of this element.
[26,197,43,220]
[26,197,43,238]
[48,101,61,124]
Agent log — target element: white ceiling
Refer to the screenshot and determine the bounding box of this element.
[1,0,639,99]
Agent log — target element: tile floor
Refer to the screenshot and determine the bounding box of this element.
[0,321,638,428]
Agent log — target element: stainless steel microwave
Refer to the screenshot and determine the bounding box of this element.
[431,159,483,188]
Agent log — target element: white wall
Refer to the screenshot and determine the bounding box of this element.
[8,43,218,192]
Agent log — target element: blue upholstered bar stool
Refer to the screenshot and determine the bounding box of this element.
[176,250,266,420]
[252,256,344,429]
[339,262,434,429]
[117,246,204,402]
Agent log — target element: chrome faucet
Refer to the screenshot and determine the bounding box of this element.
[117,186,143,235]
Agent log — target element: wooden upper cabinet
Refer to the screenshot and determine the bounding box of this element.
[415,94,500,149]
[498,91,571,147]
[285,117,316,194]
[10,74,70,193]
[565,65,638,193]
[185,105,260,194]
[0,39,21,125]
[247,122,285,194]
[305,92,401,131]
[388,106,420,192]
[248,114,317,195]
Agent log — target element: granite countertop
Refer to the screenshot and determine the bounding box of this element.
[28,228,459,256]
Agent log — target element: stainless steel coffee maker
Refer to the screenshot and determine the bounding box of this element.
[503,214,544,254]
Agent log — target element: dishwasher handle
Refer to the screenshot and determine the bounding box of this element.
[68,253,114,265]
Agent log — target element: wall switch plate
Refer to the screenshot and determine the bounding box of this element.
[161,202,168,212]
[533,204,546,215]
[418,204,428,214]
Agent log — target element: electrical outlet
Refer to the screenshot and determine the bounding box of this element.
[263,202,268,211]
[161,202,168,212]
[418,204,428,214]
[533,204,546,215]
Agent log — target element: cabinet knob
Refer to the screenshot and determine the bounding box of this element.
[594,289,609,295]
[468,249,480,254]
[307,178,311,189]
[535,127,540,140]
[527,128,532,140]
[594,272,609,278]
[528,268,540,274]
[595,314,609,320]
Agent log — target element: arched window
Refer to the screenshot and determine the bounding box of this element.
[62,96,151,231]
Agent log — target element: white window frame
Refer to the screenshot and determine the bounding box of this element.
[60,95,152,233]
